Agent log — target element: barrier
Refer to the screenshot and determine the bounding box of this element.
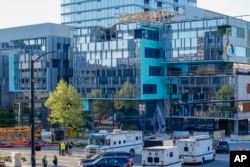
[11,152,22,167]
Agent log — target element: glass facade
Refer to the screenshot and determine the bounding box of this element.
[60,0,250,134]
[162,16,250,134]
[70,23,141,98]
[61,0,197,27]
[163,18,250,62]
[10,36,71,102]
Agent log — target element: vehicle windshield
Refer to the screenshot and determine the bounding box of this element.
[219,141,228,145]
[89,135,105,145]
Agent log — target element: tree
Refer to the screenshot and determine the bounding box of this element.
[45,79,85,130]
[212,84,234,100]
[90,89,112,123]
[115,81,138,111]
[0,109,17,127]
[114,81,139,130]
[211,84,236,114]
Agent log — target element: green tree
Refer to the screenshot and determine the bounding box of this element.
[212,84,234,100]
[90,89,112,123]
[115,81,138,111]
[115,81,139,130]
[212,84,236,114]
[45,79,85,130]
[0,110,17,127]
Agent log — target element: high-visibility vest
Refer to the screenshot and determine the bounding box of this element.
[60,142,65,150]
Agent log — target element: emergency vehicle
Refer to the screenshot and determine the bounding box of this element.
[142,146,183,167]
[176,135,215,164]
[84,129,143,157]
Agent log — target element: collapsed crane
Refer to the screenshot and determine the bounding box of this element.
[119,10,178,23]
[152,102,166,133]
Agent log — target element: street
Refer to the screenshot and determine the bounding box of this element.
[0,142,248,167]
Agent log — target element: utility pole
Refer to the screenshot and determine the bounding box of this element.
[112,93,115,129]
[30,50,61,167]
[169,78,173,136]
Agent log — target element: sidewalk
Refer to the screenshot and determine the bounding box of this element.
[5,161,30,167]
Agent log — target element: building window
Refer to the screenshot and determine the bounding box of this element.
[237,27,244,38]
[157,2,162,7]
[57,43,61,50]
[143,84,157,94]
[247,84,250,94]
[149,66,164,76]
[145,48,160,58]
[154,157,159,163]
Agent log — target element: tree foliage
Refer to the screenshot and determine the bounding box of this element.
[44,79,85,130]
[115,81,138,111]
[90,89,112,122]
[0,111,17,127]
[212,84,234,100]
[211,84,236,113]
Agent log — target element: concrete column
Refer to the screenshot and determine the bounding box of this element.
[234,120,238,136]
[11,152,22,167]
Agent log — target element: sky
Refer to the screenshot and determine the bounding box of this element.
[0,0,249,29]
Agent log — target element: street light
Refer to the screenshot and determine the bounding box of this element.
[112,93,115,129]
[30,50,61,167]
[169,78,173,136]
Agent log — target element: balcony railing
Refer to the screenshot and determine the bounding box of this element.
[172,111,249,120]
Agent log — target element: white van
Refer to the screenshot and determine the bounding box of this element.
[176,135,215,164]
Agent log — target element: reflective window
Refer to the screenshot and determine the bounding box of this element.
[235,46,246,57]
[171,23,178,30]
[143,84,157,94]
[191,38,197,47]
[185,38,191,48]
[191,21,203,28]
[149,66,164,76]
[185,22,191,29]
[207,19,217,27]
[231,27,237,37]
[145,48,160,58]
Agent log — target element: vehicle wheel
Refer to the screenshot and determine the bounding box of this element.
[129,149,135,156]
[201,158,205,164]
[212,154,215,161]
[35,147,41,151]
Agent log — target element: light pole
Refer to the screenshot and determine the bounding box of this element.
[169,78,173,136]
[30,50,61,167]
[112,94,115,129]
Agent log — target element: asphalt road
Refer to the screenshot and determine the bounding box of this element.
[0,142,249,167]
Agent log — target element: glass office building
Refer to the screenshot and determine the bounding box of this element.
[162,6,250,135]
[61,0,197,28]
[0,23,71,127]
[61,0,250,134]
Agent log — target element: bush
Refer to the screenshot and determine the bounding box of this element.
[0,155,26,162]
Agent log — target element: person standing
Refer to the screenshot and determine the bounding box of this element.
[42,155,48,167]
[58,143,61,155]
[60,141,66,156]
[53,155,58,167]
[68,141,73,155]
[65,141,69,155]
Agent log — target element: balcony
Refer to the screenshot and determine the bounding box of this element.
[172,111,250,120]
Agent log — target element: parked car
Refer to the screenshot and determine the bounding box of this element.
[78,152,133,167]
[35,139,45,147]
[214,141,230,153]
[0,139,13,148]
[81,156,133,167]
